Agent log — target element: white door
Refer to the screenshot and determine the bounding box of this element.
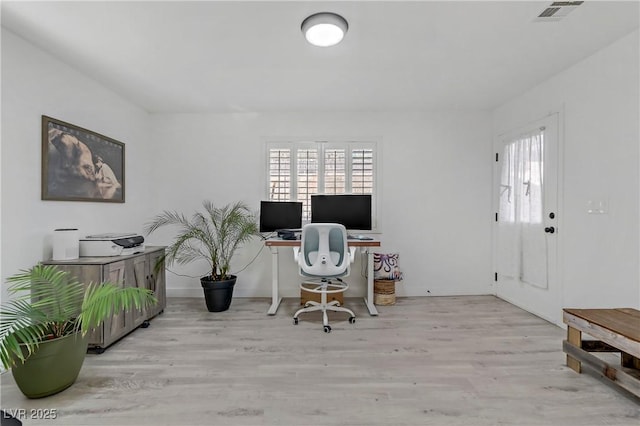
[493,114,560,324]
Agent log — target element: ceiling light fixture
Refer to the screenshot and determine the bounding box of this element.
[301,12,348,47]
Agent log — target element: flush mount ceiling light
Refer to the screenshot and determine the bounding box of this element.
[301,12,348,47]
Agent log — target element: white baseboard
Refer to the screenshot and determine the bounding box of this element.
[166,288,202,298]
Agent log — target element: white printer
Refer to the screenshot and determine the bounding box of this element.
[79,233,145,257]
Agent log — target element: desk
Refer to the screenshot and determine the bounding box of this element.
[264,238,381,316]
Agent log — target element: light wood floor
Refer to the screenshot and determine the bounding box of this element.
[1,296,639,425]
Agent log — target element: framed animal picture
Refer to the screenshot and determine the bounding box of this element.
[42,116,125,202]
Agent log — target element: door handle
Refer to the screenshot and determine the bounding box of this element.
[544,226,555,234]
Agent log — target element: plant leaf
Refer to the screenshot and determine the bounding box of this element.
[0,264,158,370]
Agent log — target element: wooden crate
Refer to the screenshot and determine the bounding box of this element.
[562,308,640,398]
[300,288,344,305]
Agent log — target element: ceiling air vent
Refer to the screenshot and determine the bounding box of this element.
[535,1,584,22]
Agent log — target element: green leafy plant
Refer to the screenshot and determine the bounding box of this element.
[144,201,259,281]
[0,264,157,370]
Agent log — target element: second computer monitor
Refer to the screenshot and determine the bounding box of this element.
[310,194,372,231]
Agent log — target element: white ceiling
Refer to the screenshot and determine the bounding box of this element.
[2,1,639,113]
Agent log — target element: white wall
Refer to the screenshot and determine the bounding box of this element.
[147,111,494,299]
[1,26,494,304]
[5,22,636,316]
[1,29,152,301]
[492,30,640,310]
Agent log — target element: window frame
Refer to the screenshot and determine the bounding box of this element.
[265,140,379,231]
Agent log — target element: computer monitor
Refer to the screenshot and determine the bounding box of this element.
[259,201,303,232]
[310,194,372,231]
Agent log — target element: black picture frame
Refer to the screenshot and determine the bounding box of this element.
[42,115,125,202]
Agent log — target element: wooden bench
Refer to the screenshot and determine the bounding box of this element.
[562,308,640,398]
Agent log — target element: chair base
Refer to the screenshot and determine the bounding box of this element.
[294,280,356,332]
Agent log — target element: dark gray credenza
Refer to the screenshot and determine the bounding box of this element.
[43,246,166,352]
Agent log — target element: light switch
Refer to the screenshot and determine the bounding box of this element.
[587,199,608,214]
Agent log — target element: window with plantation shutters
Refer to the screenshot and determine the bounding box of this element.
[351,148,374,193]
[268,149,291,201]
[324,149,345,194]
[266,141,377,225]
[296,148,318,221]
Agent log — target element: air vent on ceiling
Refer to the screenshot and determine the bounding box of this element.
[535,1,584,22]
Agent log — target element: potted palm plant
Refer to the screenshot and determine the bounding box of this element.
[144,200,259,312]
[0,264,157,398]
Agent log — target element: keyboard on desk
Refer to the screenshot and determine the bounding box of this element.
[347,234,374,240]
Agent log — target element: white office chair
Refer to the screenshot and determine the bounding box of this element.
[293,223,356,332]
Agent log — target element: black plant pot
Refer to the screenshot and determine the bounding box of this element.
[201,275,237,312]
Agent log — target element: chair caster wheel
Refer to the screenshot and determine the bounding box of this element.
[349,316,356,324]
[324,325,331,333]
[293,318,299,325]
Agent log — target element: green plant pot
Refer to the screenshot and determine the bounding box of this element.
[11,332,88,399]
[201,275,237,312]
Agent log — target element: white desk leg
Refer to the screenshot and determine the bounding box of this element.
[363,247,379,316]
[267,246,282,315]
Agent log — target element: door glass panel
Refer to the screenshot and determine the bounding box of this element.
[497,129,548,288]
